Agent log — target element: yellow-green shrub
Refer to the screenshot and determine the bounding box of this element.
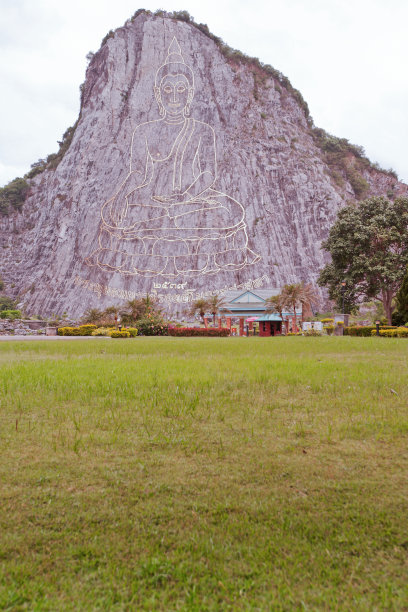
[370,327,408,338]
[126,327,138,337]
[321,318,334,323]
[109,330,131,338]
[375,329,398,337]
[92,327,110,336]
[58,324,97,336]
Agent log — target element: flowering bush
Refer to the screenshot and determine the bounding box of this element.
[321,318,334,323]
[136,315,167,336]
[109,330,131,338]
[168,327,230,337]
[325,325,335,335]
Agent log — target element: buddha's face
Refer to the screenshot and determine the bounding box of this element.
[155,74,193,116]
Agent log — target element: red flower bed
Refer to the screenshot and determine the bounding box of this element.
[168,327,230,337]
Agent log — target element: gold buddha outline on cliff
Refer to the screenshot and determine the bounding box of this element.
[86,37,260,278]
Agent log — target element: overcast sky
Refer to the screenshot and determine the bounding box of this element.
[1,0,407,187]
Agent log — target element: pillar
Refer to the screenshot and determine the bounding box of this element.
[239,318,244,336]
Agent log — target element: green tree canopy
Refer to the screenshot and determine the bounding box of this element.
[318,196,408,324]
[393,265,408,325]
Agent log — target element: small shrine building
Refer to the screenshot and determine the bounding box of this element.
[204,289,301,336]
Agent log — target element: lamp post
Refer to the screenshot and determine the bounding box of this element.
[341,281,346,315]
[375,320,380,336]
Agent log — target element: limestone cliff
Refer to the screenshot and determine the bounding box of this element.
[1,10,406,317]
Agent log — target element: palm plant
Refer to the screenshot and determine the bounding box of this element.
[188,298,209,324]
[282,284,304,332]
[103,305,121,327]
[121,299,145,324]
[81,308,103,325]
[206,294,229,326]
[265,293,286,320]
[298,283,320,322]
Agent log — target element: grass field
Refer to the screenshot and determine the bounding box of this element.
[0,336,407,610]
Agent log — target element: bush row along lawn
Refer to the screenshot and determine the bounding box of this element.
[0,337,407,610]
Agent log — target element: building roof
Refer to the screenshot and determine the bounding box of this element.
[218,288,301,317]
[255,314,283,322]
[221,289,280,303]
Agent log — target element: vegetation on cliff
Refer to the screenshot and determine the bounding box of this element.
[0,177,30,215]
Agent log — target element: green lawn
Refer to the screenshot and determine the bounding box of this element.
[0,337,407,610]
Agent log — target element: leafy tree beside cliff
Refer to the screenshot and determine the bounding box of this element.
[393,266,408,325]
[318,196,408,324]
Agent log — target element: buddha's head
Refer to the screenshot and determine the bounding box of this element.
[154,38,194,118]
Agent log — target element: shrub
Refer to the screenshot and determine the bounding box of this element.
[303,329,322,336]
[321,318,334,323]
[168,327,230,337]
[126,327,138,337]
[345,325,395,337]
[371,327,408,338]
[325,325,334,335]
[345,326,376,337]
[0,309,22,320]
[91,327,110,336]
[0,296,17,311]
[137,317,168,336]
[109,330,130,338]
[58,325,97,336]
[378,329,398,337]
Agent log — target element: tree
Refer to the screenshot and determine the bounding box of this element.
[81,308,104,324]
[121,299,145,324]
[265,293,286,320]
[393,265,408,325]
[0,295,17,311]
[206,294,229,325]
[298,282,320,322]
[188,298,209,323]
[282,284,303,331]
[318,196,408,324]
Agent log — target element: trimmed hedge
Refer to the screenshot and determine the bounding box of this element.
[344,326,395,337]
[58,325,97,336]
[371,327,408,338]
[126,327,138,337]
[109,330,131,338]
[168,327,230,337]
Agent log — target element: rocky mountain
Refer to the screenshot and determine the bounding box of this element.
[1,10,406,317]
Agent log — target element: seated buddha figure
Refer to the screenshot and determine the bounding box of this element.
[86,38,259,277]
